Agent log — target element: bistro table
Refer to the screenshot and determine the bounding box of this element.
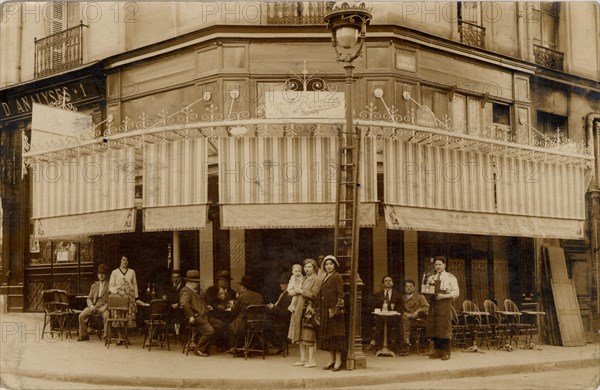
[462,310,490,351]
[520,310,546,349]
[495,310,522,351]
[372,310,401,357]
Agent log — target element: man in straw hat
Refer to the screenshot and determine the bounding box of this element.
[180,270,223,357]
[78,264,110,341]
[227,275,264,352]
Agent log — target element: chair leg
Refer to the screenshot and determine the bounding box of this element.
[106,324,111,349]
[261,330,266,360]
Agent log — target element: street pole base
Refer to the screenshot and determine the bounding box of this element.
[346,350,367,370]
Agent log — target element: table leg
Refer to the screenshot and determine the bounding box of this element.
[375,318,396,357]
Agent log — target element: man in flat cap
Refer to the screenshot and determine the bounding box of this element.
[78,264,110,341]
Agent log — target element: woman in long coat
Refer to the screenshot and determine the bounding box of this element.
[287,258,322,368]
[425,256,459,360]
[318,255,346,371]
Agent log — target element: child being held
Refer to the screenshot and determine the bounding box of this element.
[287,264,303,312]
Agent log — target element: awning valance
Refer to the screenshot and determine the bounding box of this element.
[142,139,209,231]
[32,147,136,238]
[219,136,378,229]
[222,203,377,229]
[383,139,591,238]
[384,205,584,239]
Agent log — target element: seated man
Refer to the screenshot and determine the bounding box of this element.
[367,275,403,352]
[399,279,429,355]
[78,264,110,341]
[228,275,264,351]
[266,274,292,353]
[180,270,223,357]
[165,270,184,336]
[205,270,237,351]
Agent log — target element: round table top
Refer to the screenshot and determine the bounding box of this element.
[372,310,401,316]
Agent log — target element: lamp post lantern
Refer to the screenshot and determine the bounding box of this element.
[324,2,371,370]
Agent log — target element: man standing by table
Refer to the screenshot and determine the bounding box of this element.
[399,279,429,356]
[78,264,110,341]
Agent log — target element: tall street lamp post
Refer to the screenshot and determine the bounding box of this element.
[324,2,371,370]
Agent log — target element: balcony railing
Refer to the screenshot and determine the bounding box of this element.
[34,22,85,78]
[533,44,564,71]
[458,20,485,49]
[266,2,331,25]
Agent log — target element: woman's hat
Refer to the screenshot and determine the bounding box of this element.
[239,275,256,290]
[185,270,201,282]
[217,270,233,280]
[321,255,339,270]
[97,264,107,274]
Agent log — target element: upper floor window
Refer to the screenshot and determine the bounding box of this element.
[35,2,85,78]
[44,2,80,36]
[457,2,485,49]
[531,2,559,50]
[536,111,568,142]
[458,1,482,25]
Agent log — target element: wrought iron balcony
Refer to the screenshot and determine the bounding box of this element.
[266,1,332,25]
[458,20,485,49]
[533,44,564,71]
[34,22,85,78]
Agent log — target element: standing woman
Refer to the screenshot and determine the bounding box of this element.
[425,256,459,360]
[109,256,140,328]
[288,258,323,368]
[319,255,346,371]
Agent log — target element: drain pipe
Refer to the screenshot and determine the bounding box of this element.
[587,113,600,190]
[586,113,600,329]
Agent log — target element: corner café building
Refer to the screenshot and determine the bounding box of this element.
[2,28,595,342]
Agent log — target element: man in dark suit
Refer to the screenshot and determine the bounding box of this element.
[228,275,264,351]
[180,270,223,357]
[267,274,292,353]
[166,270,184,335]
[367,275,404,352]
[205,270,237,350]
[78,264,110,341]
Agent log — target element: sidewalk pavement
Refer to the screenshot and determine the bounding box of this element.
[1,313,598,390]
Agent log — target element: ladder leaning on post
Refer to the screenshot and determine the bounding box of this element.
[333,121,363,369]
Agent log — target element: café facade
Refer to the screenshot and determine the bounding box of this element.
[1,2,598,342]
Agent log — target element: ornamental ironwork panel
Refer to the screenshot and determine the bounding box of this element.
[458,20,485,49]
[533,44,564,71]
[266,2,331,24]
[34,23,85,78]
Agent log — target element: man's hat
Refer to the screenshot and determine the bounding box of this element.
[97,264,107,274]
[279,273,289,284]
[217,270,233,280]
[185,270,201,282]
[239,275,256,290]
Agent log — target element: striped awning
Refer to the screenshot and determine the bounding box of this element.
[384,139,591,239]
[219,136,378,229]
[143,138,209,231]
[32,147,136,238]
